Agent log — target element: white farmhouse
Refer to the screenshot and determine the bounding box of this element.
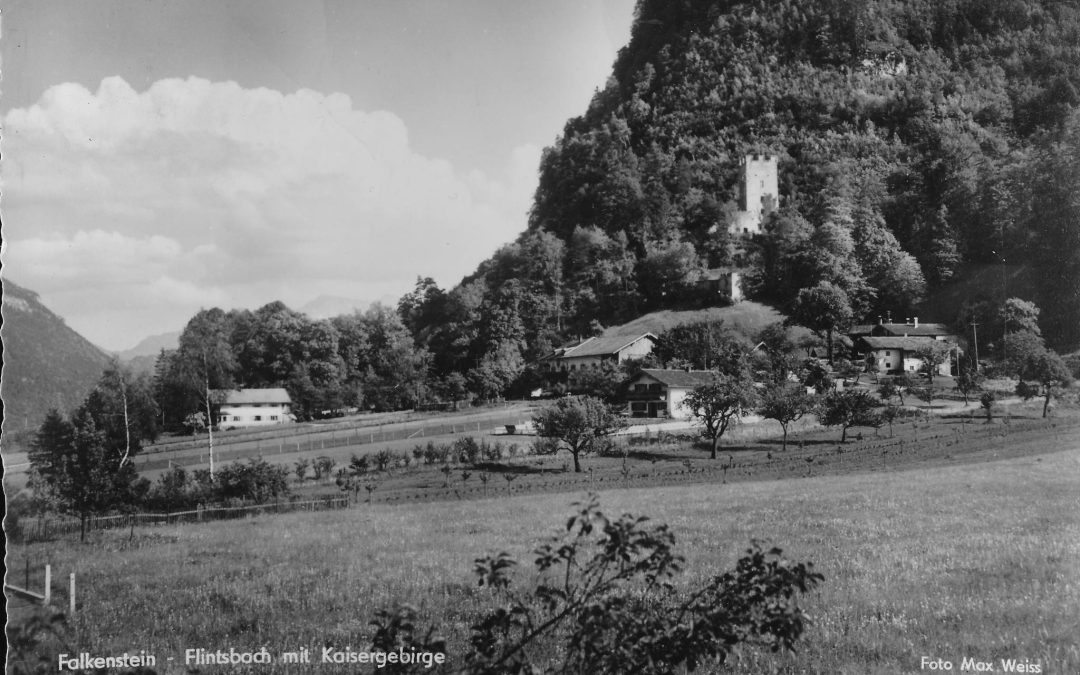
[539,333,657,373]
[217,388,294,429]
[623,369,718,419]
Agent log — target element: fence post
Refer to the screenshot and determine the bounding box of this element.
[69,573,76,614]
[43,565,51,605]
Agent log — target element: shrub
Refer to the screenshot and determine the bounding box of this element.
[214,458,290,503]
[349,453,370,476]
[314,456,336,481]
[482,440,503,462]
[453,436,482,465]
[294,458,310,482]
[531,436,561,456]
[371,496,822,674]
[373,449,398,472]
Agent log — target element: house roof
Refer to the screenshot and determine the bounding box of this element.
[221,388,292,405]
[859,336,951,351]
[873,322,953,338]
[553,333,657,359]
[632,369,719,388]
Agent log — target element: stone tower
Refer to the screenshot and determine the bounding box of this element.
[731,153,779,235]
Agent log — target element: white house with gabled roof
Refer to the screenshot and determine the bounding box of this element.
[217,388,294,429]
[539,333,657,373]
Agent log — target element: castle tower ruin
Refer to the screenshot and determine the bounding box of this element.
[731,153,779,235]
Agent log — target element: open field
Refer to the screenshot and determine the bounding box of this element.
[6,409,1079,674]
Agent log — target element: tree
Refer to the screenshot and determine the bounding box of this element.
[1019,349,1073,418]
[758,383,814,452]
[655,320,747,374]
[682,375,758,459]
[533,396,625,472]
[877,380,901,405]
[80,359,160,467]
[175,308,239,478]
[757,322,798,384]
[787,282,853,364]
[914,341,953,385]
[29,408,143,541]
[818,390,881,443]
[980,391,997,423]
[954,360,984,405]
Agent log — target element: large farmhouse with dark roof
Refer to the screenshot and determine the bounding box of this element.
[849,317,959,377]
[539,333,657,373]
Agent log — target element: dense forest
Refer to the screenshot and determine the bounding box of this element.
[147,0,1080,423]
[401,0,1080,371]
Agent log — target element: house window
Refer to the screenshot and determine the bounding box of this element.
[270,415,278,421]
[233,416,241,421]
[254,415,262,421]
[886,363,892,369]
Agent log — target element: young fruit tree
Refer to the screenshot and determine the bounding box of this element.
[1018,348,1072,417]
[954,359,984,405]
[980,391,997,423]
[758,383,815,451]
[682,375,758,459]
[818,390,882,443]
[533,396,625,472]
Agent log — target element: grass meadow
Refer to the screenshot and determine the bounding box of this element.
[7,421,1080,674]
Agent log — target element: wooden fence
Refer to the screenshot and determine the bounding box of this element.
[16,495,351,543]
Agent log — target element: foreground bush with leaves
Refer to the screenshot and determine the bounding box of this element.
[372,495,823,674]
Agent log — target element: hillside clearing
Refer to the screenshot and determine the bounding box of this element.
[600,300,813,344]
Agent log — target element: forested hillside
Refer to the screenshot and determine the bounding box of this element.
[401,0,1079,381]
[147,1,1080,420]
[0,280,112,433]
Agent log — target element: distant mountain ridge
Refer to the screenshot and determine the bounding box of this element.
[1,279,112,434]
[117,330,181,361]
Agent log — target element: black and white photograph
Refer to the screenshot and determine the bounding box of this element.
[3,1,1079,673]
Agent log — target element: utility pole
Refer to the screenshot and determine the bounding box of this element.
[991,250,1007,365]
[970,321,980,370]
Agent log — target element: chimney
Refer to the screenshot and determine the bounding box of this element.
[877,315,883,325]
[913,317,919,328]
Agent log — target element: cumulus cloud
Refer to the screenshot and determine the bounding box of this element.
[1,76,536,349]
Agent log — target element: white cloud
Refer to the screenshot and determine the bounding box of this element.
[1,76,536,349]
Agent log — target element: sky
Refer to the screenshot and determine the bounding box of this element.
[0,0,637,351]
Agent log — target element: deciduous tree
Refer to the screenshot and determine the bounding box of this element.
[682,375,758,459]
[818,390,881,443]
[533,396,625,472]
[787,282,853,364]
[1019,348,1073,417]
[758,383,814,452]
